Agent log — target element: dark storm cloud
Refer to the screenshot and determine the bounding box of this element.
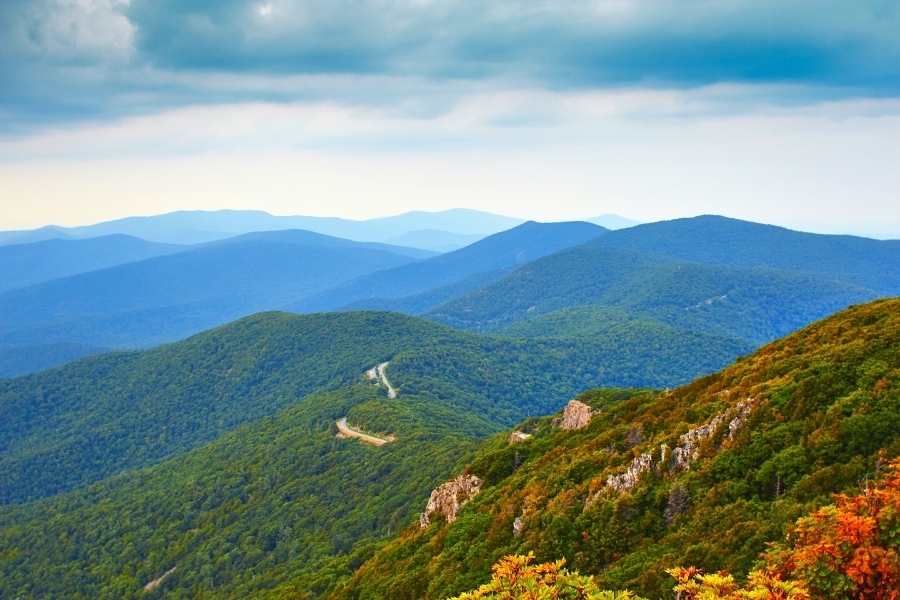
[2,0,900,130]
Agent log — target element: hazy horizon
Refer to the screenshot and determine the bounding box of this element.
[4,207,900,242]
[2,1,898,237]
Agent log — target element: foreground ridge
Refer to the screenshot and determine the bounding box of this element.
[337,298,900,600]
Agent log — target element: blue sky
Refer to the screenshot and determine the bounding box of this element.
[1,0,899,236]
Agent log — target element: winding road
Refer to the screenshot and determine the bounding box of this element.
[367,361,397,398]
[336,417,391,446]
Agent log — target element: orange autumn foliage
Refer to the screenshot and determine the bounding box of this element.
[768,457,900,600]
[672,458,900,600]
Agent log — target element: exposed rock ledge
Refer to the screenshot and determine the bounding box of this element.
[669,398,757,471]
[419,474,482,529]
[603,398,758,495]
[606,454,654,494]
[508,431,532,443]
[553,399,594,430]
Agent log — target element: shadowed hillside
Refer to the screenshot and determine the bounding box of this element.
[288,221,606,314]
[426,244,877,343]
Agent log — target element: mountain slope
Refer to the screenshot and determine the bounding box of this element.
[0,234,191,293]
[339,298,900,600]
[591,215,900,294]
[0,232,425,369]
[0,383,485,599]
[1,299,893,599]
[215,229,437,259]
[0,309,751,505]
[384,229,487,252]
[425,244,878,343]
[289,221,606,314]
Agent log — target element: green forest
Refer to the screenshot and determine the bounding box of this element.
[338,298,900,599]
[0,310,749,504]
[0,299,898,598]
[426,244,875,343]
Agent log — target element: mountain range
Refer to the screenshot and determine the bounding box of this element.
[0,222,601,377]
[0,208,525,248]
[3,215,899,379]
[0,295,896,598]
[0,209,898,598]
[0,209,642,249]
[0,231,429,374]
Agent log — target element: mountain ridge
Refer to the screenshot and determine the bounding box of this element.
[337,297,900,599]
[288,221,606,314]
[0,208,524,247]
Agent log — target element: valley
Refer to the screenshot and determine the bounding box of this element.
[0,213,897,599]
[6,0,899,596]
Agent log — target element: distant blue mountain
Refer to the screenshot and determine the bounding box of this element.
[0,226,75,246]
[585,214,642,230]
[209,229,437,259]
[590,215,900,294]
[0,234,191,293]
[288,221,607,314]
[425,231,883,344]
[0,208,524,247]
[0,343,112,379]
[0,230,429,373]
[383,229,487,252]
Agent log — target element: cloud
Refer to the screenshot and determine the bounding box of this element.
[116,0,900,89]
[3,95,899,235]
[3,86,899,161]
[2,0,900,131]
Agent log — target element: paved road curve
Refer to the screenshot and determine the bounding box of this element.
[336,417,391,446]
[366,361,397,398]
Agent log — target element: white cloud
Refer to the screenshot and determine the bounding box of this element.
[1,85,898,236]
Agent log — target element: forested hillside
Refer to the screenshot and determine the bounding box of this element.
[288,221,605,314]
[591,215,900,294]
[1,215,897,599]
[339,298,900,599]
[0,310,749,504]
[426,244,877,343]
[1,298,896,598]
[0,384,484,599]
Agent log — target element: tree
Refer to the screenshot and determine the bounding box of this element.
[668,566,808,600]
[669,457,900,600]
[766,457,900,600]
[450,553,645,600]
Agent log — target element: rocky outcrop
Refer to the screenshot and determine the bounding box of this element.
[605,454,654,493]
[601,398,758,496]
[508,431,532,443]
[560,399,593,430]
[512,516,524,536]
[671,398,756,470]
[419,474,483,528]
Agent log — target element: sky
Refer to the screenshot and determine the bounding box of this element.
[1,0,899,237]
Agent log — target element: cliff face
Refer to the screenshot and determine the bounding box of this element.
[559,399,593,429]
[419,474,483,528]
